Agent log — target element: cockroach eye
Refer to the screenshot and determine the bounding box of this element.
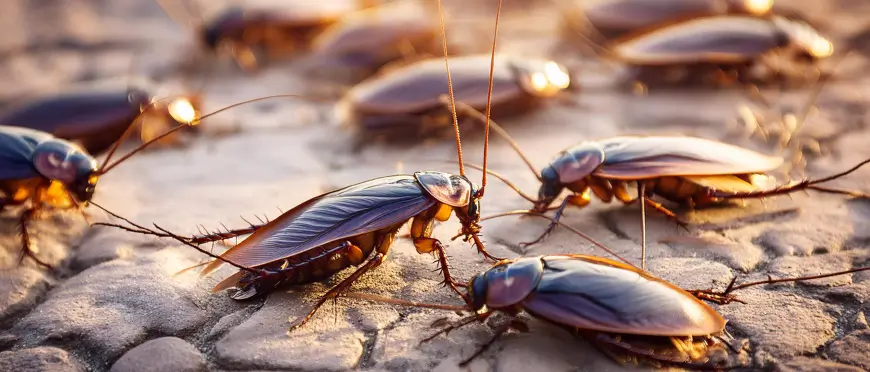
[168,98,199,125]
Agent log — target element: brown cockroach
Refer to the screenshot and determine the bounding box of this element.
[94,0,511,331]
[439,102,869,270]
[559,0,774,43]
[611,15,833,87]
[0,77,202,156]
[346,220,870,369]
[156,0,371,72]
[566,14,834,89]
[336,53,573,140]
[0,91,334,270]
[300,1,447,83]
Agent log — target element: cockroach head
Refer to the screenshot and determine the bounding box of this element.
[465,271,489,310]
[467,180,482,221]
[32,140,99,202]
[536,166,561,211]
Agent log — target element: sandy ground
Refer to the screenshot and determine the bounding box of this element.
[2,0,870,371]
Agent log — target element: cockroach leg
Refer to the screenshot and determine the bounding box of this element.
[638,183,647,271]
[687,290,746,305]
[421,312,492,344]
[519,196,571,248]
[806,185,870,199]
[287,252,386,332]
[714,158,870,200]
[457,318,527,367]
[430,239,466,300]
[468,233,504,262]
[413,209,480,283]
[17,207,52,270]
[686,277,745,305]
[641,197,689,231]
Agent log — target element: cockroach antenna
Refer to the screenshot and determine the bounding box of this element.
[689,264,870,305]
[479,0,504,197]
[90,202,260,274]
[479,210,636,269]
[97,93,334,174]
[436,0,463,177]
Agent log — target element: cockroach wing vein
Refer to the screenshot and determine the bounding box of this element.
[206,176,436,271]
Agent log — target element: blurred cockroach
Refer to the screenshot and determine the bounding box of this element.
[443,103,870,269]
[567,14,833,88]
[336,54,573,139]
[0,93,307,270]
[95,0,510,331]
[559,0,774,43]
[156,0,368,72]
[609,15,834,87]
[301,1,446,83]
[0,78,202,156]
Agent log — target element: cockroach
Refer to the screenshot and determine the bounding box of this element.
[0,78,202,156]
[348,232,870,368]
[0,93,306,270]
[353,253,740,369]
[108,170,498,331]
[559,0,774,43]
[301,1,445,83]
[157,0,369,72]
[336,54,573,139]
[442,103,870,269]
[604,15,834,87]
[95,0,510,331]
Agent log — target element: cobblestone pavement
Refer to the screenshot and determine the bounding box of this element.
[2,1,870,371]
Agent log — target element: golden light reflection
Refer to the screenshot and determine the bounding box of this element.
[809,38,834,59]
[168,98,200,125]
[544,61,571,89]
[530,72,549,92]
[743,0,773,15]
[43,181,74,208]
[773,16,834,59]
[749,174,777,189]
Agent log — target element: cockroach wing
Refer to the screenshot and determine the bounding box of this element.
[203,175,436,274]
[0,126,52,180]
[347,55,523,113]
[585,0,722,31]
[613,16,783,64]
[414,171,472,207]
[0,91,137,138]
[311,5,432,59]
[520,255,725,337]
[593,136,783,180]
